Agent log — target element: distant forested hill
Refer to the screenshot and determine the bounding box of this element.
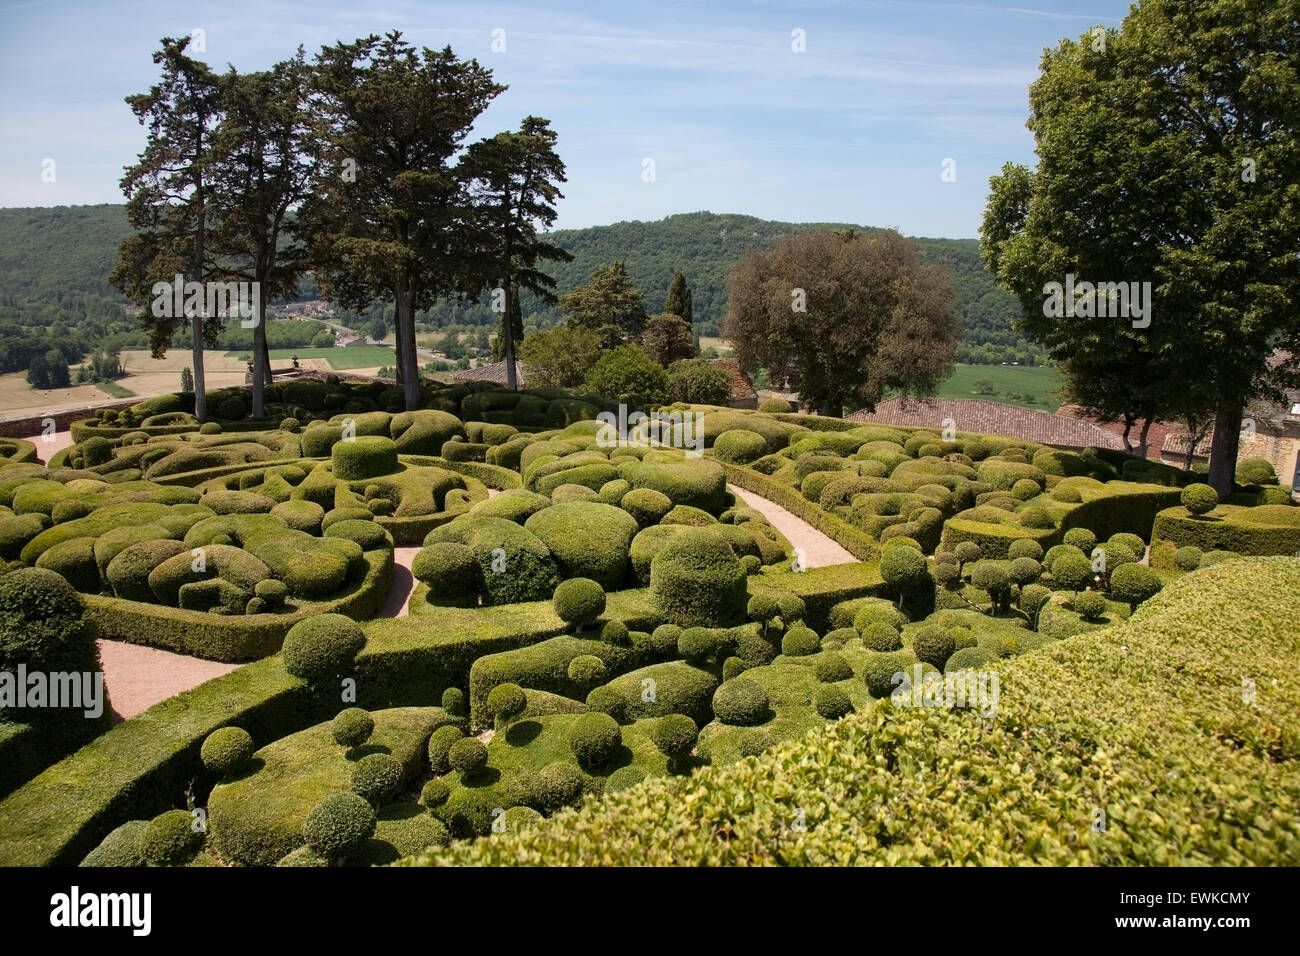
[0,205,1041,370]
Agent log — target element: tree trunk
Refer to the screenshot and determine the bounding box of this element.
[192,121,208,423]
[1207,405,1242,499]
[251,282,268,418]
[190,313,207,421]
[1135,417,1153,459]
[396,283,420,411]
[504,280,518,392]
[1120,414,1134,452]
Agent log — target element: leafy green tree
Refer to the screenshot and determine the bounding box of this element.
[180,366,193,393]
[465,116,572,387]
[305,32,504,410]
[641,312,695,366]
[583,344,669,406]
[724,230,961,417]
[110,35,224,421]
[560,261,646,349]
[518,325,601,388]
[207,50,314,417]
[667,358,730,405]
[982,1,1300,496]
[664,270,693,326]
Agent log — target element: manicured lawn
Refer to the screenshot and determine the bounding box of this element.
[96,381,135,398]
[925,363,1064,412]
[225,345,396,370]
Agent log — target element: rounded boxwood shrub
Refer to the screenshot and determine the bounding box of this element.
[880,545,929,599]
[331,435,398,480]
[1051,551,1094,591]
[862,651,914,699]
[713,429,770,465]
[199,422,221,435]
[944,646,993,673]
[758,398,793,414]
[600,619,629,646]
[814,651,854,683]
[524,502,637,590]
[781,626,821,657]
[1109,532,1146,556]
[747,594,779,623]
[1019,583,1052,617]
[605,766,646,793]
[953,541,982,565]
[568,711,623,769]
[815,685,854,720]
[651,713,698,766]
[911,625,955,669]
[585,685,627,723]
[971,561,1011,604]
[553,577,606,630]
[933,560,961,587]
[420,778,451,808]
[303,792,376,860]
[281,614,366,684]
[1110,563,1162,610]
[1199,549,1240,568]
[82,436,113,467]
[1174,545,1204,572]
[80,820,149,867]
[254,577,288,608]
[200,726,255,777]
[441,686,467,717]
[1181,482,1219,515]
[1096,541,1138,570]
[1019,506,1054,529]
[331,708,374,749]
[487,683,527,725]
[852,601,908,633]
[649,529,748,627]
[678,626,724,664]
[712,678,770,726]
[448,737,489,775]
[139,809,204,866]
[598,478,631,506]
[1236,457,1277,486]
[1007,538,1044,561]
[534,760,584,812]
[427,725,465,774]
[567,654,608,687]
[1011,478,1041,500]
[1073,590,1107,621]
[412,542,479,605]
[860,621,903,652]
[280,417,301,433]
[620,487,673,527]
[351,752,404,804]
[324,519,390,551]
[1052,485,1083,503]
[1009,556,1042,586]
[777,595,807,623]
[1062,528,1097,553]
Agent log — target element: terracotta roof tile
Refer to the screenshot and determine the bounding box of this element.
[846,397,1126,450]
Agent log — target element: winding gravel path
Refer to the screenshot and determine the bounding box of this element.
[729,484,856,568]
[96,640,238,723]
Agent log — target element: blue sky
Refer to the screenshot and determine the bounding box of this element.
[0,0,1130,237]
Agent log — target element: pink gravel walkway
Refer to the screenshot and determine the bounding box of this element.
[378,547,421,618]
[729,484,856,568]
[20,431,72,466]
[96,639,238,723]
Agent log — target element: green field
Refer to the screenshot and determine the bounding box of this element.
[923,363,1065,412]
[225,345,396,370]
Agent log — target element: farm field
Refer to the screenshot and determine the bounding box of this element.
[225,345,397,370]
[924,364,1065,412]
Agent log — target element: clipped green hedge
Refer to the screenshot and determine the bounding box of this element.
[1150,504,1300,568]
[417,557,1300,866]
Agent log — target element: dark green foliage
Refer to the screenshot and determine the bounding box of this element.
[568,712,622,769]
[1109,563,1162,610]
[80,821,149,867]
[620,487,673,526]
[486,683,527,724]
[1019,583,1052,618]
[911,625,955,669]
[332,436,398,480]
[330,708,374,749]
[1008,556,1042,586]
[1062,528,1097,553]
[584,686,627,723]
[781,626,821,657]
[302,792,376,860]
[525,502,636,590]
[533,761,584,812]
[813,652,853,683]
[1174,545,1203,572]
[552,578,606,629]
[351,752,404,804]
[776,595,806,623]
[1050,552,1093,591]
[448,737,489,775]
[712,678,770,726]
[859,622,902,652]
[1181,483,1219,515]
[1236,458,1277,486]
[862,651,913,698]
[880,545,929,598]
[1018,507,1054,529]
[599,619,629,646]
[944,646,993,673]
[814,685,854,720]
[1073,591,1107,621]
[713,429,769,465]
[651,714,698,766]
[200,727,254,777]
[138,809,203,866]
[441,687,467,717]
[281,614,366,684]
[420,778,451,808]
[1007,539,1044,561]
[649,529,747,627]
[746,594,779,622]
[411,542,479,605]
[427,725,465,774]
[566,654,608,687]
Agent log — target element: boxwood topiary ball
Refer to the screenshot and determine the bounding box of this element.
[138,809,204,866]
[303,792,376,860]
[651,713,697,759]
[815,685,854,720]
[533,761,584,811]
[649,529,748,627]
[1173,545,1203,572]
[420,778,451,808]
[331,708,374,749]
[1019,583,1052,616]
[281,614,366,684]
[331,435,399,480]
[412,542,478,604]
[605,766,647,793]
[933,560,961,586]
[553,577,606,629]
[1009,556,1043,586]
[781,626,821,657]
[486,682,527,723]
[1050,552,1093,591]
[1110,563,1162,609]
[600,619,629,646]
[585,686,627,723]
[747,594,779,622]
[567,654,608,686]
[813,651,854,683]
[859,622,903,652]
[440,687,467,717]
[568,711,623,769]
[740,554,762,575]
[712,678,770,726]
[448,737,489,775]
[199,422,222,435]
[1062,528,1097,553]
[1181,482,1219,515]
[944,646,993,673]
[1007,538,1044,561]
[351,752,403,804]
[200,726,254,777]
[620,487,673,526]
[1073,590,1107,621]
[427,725,465,774]
[1018,506,1054,529]
[776,595,806,623]
[862,651,914,699]
[1109,532,1146,556]
[880,545,929,593]
[254,578,288,607]
[911,625,955,669]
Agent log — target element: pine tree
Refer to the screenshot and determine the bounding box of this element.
[664,270,693,326]
[180,366,194,393]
